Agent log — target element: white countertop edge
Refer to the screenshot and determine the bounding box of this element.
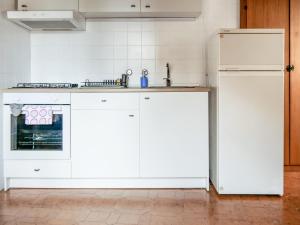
[0,87,211,93]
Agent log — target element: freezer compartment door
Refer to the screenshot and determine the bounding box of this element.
[219,33,284,71]
[218,71,284,195]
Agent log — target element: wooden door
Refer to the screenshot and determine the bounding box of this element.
[290,0,300,165]
[240,0,291,165]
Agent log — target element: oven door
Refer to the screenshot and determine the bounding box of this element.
[3,105,70,160]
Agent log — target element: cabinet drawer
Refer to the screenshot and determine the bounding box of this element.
[71,93,139,109]
[3,93,71,104]
[4,160,71,178]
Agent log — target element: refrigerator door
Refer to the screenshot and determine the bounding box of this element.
[218,71,284,195]
[0,94,3,190]
[219,33,284,71]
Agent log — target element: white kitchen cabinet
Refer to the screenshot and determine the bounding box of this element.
[4,160,71,178]
[79,0,201,18]
[18,0,79,10]
[79,0,140,16]
[140,92,209,178]
[71,93,139,178]
[71,93,139,110]
[141,0,201,17]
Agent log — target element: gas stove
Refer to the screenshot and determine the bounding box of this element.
[14,83,78,89]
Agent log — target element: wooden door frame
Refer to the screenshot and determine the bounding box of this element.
[240,0,291,165]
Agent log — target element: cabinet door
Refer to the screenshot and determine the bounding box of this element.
[79,0,140,13]
[72,110,139,178]
[140,92,209,178]
[18,0,79,10]
[141,0,201,16]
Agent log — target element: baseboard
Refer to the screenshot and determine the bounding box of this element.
[6,177,210,190]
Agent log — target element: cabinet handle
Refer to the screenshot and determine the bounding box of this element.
[129,115,135,117]
[144,97,150,100]
[21,4,28,8]
[101,99,107,103]
[131,4,136,8]
[34,169,40,172]
[145,5,151,8]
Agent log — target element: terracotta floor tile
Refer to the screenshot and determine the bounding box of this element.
[85,211,110,222]
[118,213,141,224]
[150,215,183,225]
[106,212,120,225]
[0,171,300,225]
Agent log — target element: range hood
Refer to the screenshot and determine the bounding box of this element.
[5,11,86,31]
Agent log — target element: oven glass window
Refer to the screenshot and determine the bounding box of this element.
[11,114,63,151]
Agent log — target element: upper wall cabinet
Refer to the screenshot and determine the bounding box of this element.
[17,0,79,11]
[79,0,201,18]
[141,0,201,17]
[79,0,141,17]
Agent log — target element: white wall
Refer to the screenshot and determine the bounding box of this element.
[0,0,31,190]
[31,0,240,87]
[0,1,30,87]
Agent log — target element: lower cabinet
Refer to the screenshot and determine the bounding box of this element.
[4,160,71,178]
[140,92,209,178]
[71,92,209,179]
[71,109,140,178]
[2,91,209,190]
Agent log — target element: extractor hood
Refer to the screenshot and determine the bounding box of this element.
[5,11,86,31]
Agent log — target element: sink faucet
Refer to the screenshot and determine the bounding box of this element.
[164,63,171,87]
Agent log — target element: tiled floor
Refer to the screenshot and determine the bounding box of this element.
[0,171,300,225]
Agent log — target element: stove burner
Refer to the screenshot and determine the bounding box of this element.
[14,83,78,89]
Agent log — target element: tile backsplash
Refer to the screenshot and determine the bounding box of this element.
[31,19,205,87]
[30,0,239,87]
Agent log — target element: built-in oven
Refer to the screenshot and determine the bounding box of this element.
[3,93,71,160]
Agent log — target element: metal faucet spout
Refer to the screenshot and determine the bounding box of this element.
[164,63,171,87]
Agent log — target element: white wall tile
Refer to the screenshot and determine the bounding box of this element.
[114,32,127,46]
[30,0,240,86]
[142,46,155,60]
[114,60,128,75]
[114,46,128,59]
[128,46,142,59]
[128,32,142,45]
[142,32,156,45]
[128,22,142,31]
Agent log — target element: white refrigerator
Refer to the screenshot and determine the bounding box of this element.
[208,29,284,195]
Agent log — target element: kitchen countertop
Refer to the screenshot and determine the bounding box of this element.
[0,86,211,93]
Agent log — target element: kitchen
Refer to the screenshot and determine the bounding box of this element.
[0,0,299,225]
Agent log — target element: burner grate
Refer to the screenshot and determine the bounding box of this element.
[15,83,78,89]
